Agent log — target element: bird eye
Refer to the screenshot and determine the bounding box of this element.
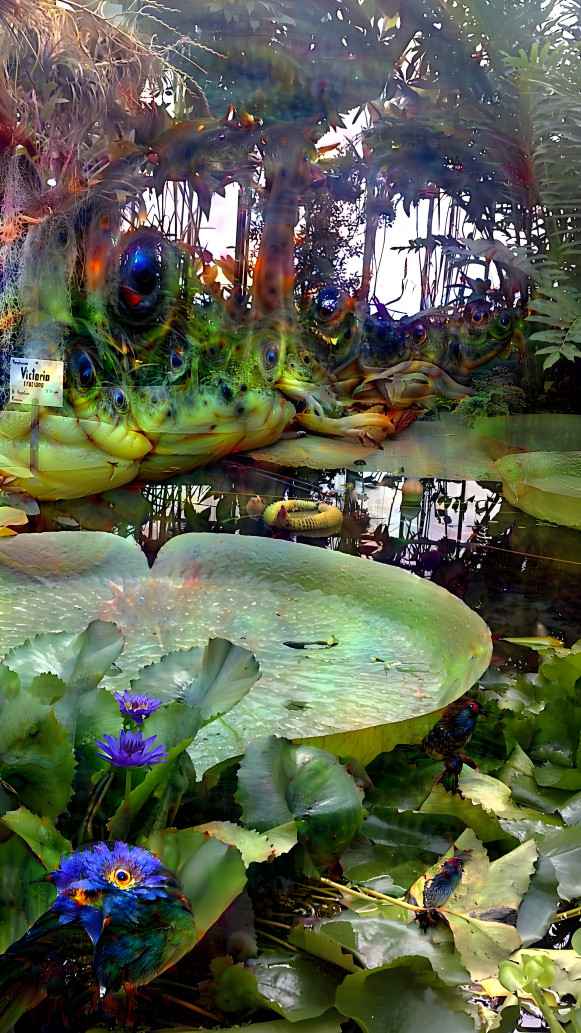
[412,324,426,344]
[471,310,485,325]
[498,312,511,328]
[113,868,131,885]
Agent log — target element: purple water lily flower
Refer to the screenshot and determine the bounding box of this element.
[95,729,169,768]
[114,689,162,725]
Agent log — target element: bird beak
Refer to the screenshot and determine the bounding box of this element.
[477,704,487,719]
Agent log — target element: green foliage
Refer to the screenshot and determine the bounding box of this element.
[236,736,364,872]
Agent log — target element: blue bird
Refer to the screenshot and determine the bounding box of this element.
[0,841,197,1032]
[416,856,464,933]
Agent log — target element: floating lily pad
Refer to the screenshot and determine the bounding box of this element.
[495,452,581,530]
[0,532,491,773]
[0,532,148,654]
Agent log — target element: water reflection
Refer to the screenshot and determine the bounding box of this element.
[27,458,581,658]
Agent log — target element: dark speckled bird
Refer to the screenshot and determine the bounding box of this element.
[416,856,464,932]
[422,698,486,797]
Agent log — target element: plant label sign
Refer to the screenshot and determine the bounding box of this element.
[10,358,64,406]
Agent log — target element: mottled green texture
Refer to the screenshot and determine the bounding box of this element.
[495,451,581,529]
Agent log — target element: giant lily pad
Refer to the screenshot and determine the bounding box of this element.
[0,532,148,651]
[494,452,581,530]
[0,532,491,773]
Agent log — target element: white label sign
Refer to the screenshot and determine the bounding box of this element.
[10,358,64,406]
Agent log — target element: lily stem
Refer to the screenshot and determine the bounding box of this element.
[123,768,132,835]
[320,877,421,914]
[529,983,568,1033]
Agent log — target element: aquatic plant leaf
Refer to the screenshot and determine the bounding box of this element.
[251,951,339,1022]
[444,914,521,981]
[192,820,297,866]
[4,620,124,693]
[1,806,71,871]
[0,836,55,952]
[134,534,489,772]
[129,637,260,722]
[4,621,124,750]
[287,925,360,974]
[147,827,247,938]
[537,825,581,900]
[235,736,294,831]
[236,736,363,870]
[405,830,534,980]
[0,533,149,655]
[27,673,68,706]
[516,856,560,947]
[335,960,478,1033]
[0,684,75,819]
[318,913,469,985]
[420,771,563,839]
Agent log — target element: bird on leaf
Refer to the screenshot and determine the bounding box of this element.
[415,856,464,933]
[422,698,486,798]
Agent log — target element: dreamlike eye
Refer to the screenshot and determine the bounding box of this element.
[170,347,184,371]
[498,312,511,328]
[262,340,279,369]
[77,353,95,389]
[471,310,485,325]
[412,324,426,344]
[121,241,162,295]
[113,868,131,885]
[316,287,342,318]
[111,387,129,414]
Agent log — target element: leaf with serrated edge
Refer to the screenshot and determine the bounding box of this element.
[192,820,296,866]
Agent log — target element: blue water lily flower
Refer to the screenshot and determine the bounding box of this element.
[95,729,169,768]
[114,689,162,725]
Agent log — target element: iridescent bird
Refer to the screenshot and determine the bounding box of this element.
[422,698,486,798]
[0,841,197,1032]
[416,856,464,932]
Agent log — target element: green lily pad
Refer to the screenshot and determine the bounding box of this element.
[0,532,491,774]
[146,823,294,939]
[0,532,148,656]
[0,682,76,819]
[122,535,490,771]
[495,452,581,530]
[335,960,478,1033]
[130,637,261,722]
[236,737,363,871]
[251,951,339,1022]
